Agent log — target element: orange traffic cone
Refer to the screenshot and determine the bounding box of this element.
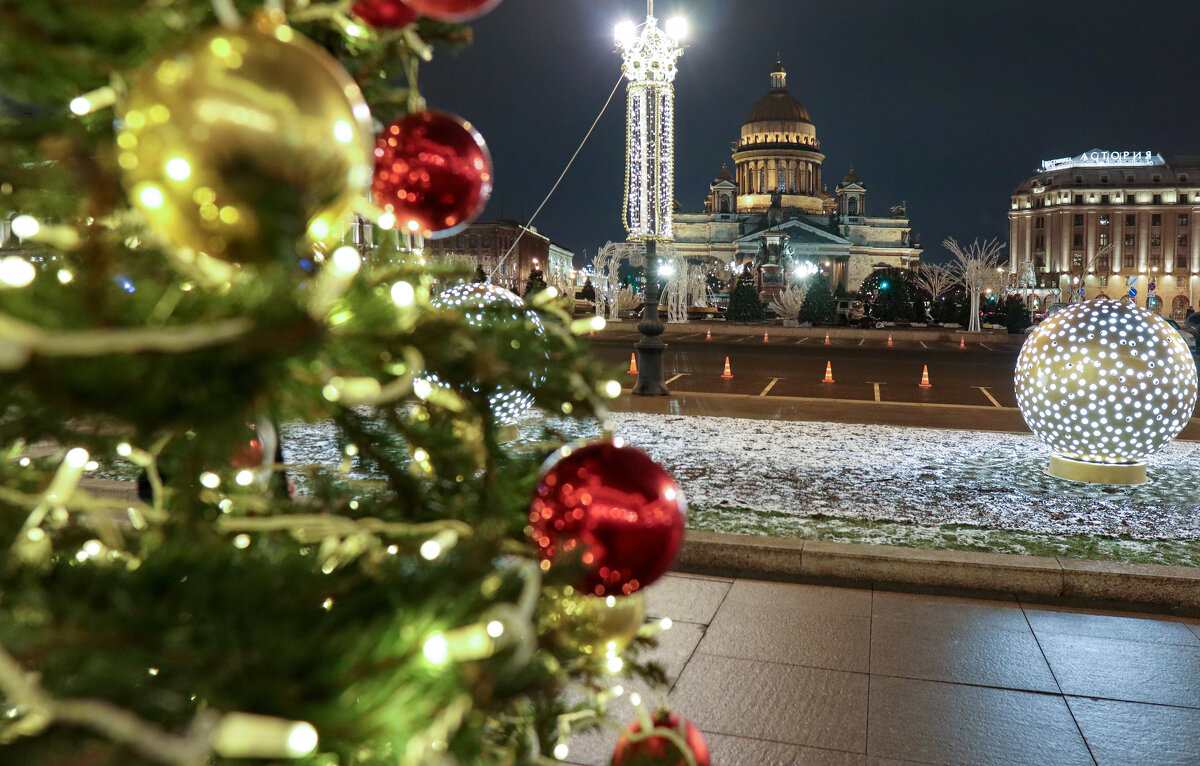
[822,361,834,383]
[705,328,712,341]
[627,353,638,375]
[887,333,894,348]
[720,356,733,379]
[589,329,595,338]
[763,330,770,343]
[919,364,932,388]
[959,336,966,350]
[824,331,831,346]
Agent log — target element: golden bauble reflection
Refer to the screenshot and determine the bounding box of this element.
[117,19,373,263]
[539,587,645,657]
[1015,298,1198,468]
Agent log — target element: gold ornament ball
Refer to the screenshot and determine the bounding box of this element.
[540,587,645,657]
[1014,298,1197,484]
[117,17,373,263]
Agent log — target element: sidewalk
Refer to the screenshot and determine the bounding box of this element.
[567,573,1200,766]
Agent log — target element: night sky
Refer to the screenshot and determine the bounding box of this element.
[420,0,1200,266]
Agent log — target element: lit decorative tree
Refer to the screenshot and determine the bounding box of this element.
[798,272,835,325]
[726,265,765,323]
[0,2,678,764]
[945,237,1008,332]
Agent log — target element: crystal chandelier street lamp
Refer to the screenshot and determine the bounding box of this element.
[615,2,685,396]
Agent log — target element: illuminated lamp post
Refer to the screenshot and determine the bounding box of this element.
[615,3,685,396]
[1015,298,1197,484]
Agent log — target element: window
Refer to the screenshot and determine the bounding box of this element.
[482,238,491,248]
[1124,233,1135,247]
[1123,252,1135,268]
[1074,176,1083,184]
[1181,174,1189,183]
[1150,252,1162,269]
[1176,258,1189,273]
[1100,175,1109,184]
[1101,195,1110,205]
[1035,235,1045,249]
[719,196,730,213]
[1126,214,1136,226]
[1099,215,1110,226]
[1180,214,1189,227]
[777,168,786,191]
[1073,233,1084,247]
[1100,275,1109,286]
[1179,234,1189,248]
[1074,194,1083,205]
[1153,194,1162,204]
[1099,233,1109,246]
[1152,214,1162,226]
[1098,253,1111,271]
[1153,175,1161,183]
[1151,234,1162,246]
[1181,193,1190,204]
[1072,253,1083,267]
[1073,214,1084,226]
[1035,216,1044,229]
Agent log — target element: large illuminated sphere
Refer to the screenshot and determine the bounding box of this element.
[429,283,543,424]
[1015,298,1197,484]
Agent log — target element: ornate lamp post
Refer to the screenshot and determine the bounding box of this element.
[616,3,685,396]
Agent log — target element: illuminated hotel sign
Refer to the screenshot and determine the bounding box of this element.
[1040,150,1164,172]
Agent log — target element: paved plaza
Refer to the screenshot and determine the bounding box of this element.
[568,573,1200,766]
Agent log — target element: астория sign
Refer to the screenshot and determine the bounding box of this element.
[1040,150,1164,172]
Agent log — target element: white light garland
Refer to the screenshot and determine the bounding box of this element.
[616,11,684,243]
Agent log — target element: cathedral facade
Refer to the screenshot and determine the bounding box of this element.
[673,62,921,296]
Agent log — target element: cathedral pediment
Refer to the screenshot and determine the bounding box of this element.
[734,219,848,247]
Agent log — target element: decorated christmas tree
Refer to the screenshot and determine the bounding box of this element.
[523,268,548,298]
[798,273,835,325]
[0,1,701,764]
[724,264,764,323]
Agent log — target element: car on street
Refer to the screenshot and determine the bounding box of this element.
[1163,318,1196,350]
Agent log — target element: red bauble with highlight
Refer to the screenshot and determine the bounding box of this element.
[350,0,418,28]
[611,711,711,766]
[405,0,503,22]
[372,110,492,237]
[529,441,686,597]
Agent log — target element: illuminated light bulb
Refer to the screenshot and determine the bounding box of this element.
[11,215,39,239]
[615,20,636,45]
[330,246,361,276]
[420,539,441,560]
[413,448,428,462]
[377,211,396,230]
[606,655,624,673]
[423,633,449,664]
[412,378,432,399]
[165,157,191,181]
[660,617,673,630]
[486,620,504,638]
[137,184,165,209]
[0,256,36,288]
[553,742,569,760]
[199,471,220,489]
[65,448,89,469]
[591,316,606,331]
[233,534,251,549]
[235,469,254,486]
[390,280,415,307]
[665,16,688,40]
[604,380,622,398]
[309,219,331,239]
[629,692,641,707]
[333,119,355,143]
[322,597,334,610]
[83,539,102,557]
[69,97,92,115]
[286,723,319,757]
[56,269,73,284]
[84,460,99,471]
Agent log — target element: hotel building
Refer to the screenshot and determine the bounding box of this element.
[1010,150,1200,319]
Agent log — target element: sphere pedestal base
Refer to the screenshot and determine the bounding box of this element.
[1046,454,1146,485]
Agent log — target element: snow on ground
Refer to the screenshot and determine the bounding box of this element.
[282,413,1200,541]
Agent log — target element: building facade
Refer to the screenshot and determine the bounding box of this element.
[673,61,921,296]
[1010,150,1200,319]
[425,220,574,294]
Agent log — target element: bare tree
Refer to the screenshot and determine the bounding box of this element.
[913,263,954,321]
[944,237,1007,332]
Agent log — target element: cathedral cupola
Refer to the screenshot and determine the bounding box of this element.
[731,60,826,215]
[836,166,866,221]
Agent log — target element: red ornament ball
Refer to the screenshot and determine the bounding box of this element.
[350,0,418,28]
[529,441,685,597]
[611,711,711,766]
[373,110,492,238]
[404,0,502,22]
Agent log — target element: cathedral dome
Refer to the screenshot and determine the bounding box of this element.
[743,61,811,126]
